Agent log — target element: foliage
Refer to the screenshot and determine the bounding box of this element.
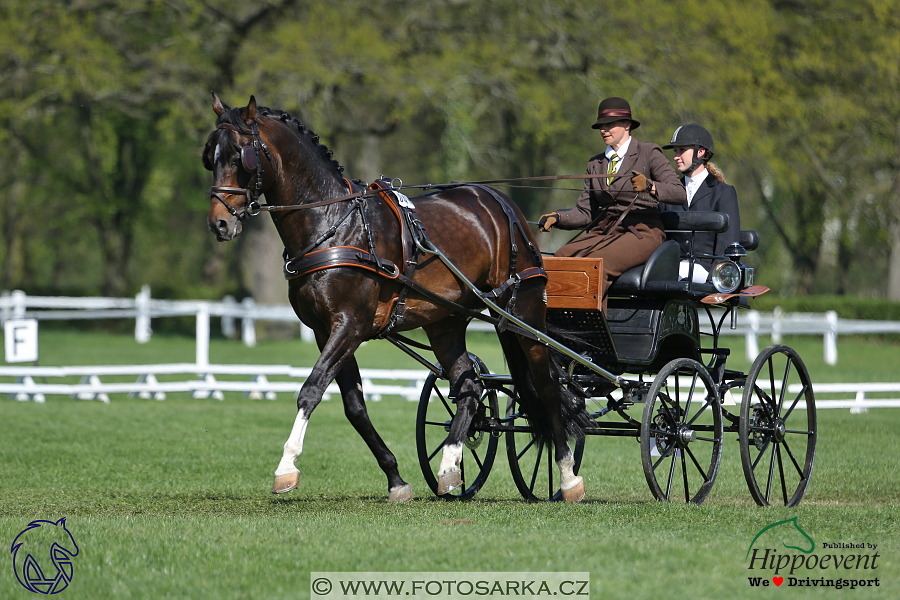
[0,0,897,301]
[751,295,900,322]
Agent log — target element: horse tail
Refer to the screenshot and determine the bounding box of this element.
[496,329,590,447]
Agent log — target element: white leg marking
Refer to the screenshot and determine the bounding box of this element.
[274,409,308,476]
[557,447,581,491]
[437,442,463,476]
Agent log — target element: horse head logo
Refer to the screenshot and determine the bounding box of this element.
[746,516,814,559]
[10,518,79,594]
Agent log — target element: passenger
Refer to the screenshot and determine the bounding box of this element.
[538,97,686,310]
[662,124,740,283]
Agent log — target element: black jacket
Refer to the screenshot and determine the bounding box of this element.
[667,173,740,273]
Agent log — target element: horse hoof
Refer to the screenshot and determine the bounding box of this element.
[272,471,300,494]
[561,477,585,503]
[437,469,462,495]
[389,484,412,503]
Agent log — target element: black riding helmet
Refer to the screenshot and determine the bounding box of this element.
[663,123,714,173]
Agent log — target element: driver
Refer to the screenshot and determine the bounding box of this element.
[538,97,686,311]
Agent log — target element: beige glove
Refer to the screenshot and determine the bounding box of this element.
[538,212,559,232]
[631,170,653,193]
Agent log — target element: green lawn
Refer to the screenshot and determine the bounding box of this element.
[1,330,898,599]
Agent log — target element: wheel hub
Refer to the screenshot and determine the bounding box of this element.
[678,426,696,445]
[773,420,786,443]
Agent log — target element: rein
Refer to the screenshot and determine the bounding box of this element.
[249,172,631,214]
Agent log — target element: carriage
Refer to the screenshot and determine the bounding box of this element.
[413,211,818,505]
[204,94,817,507]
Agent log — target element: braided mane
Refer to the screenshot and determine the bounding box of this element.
[208,104,346,179]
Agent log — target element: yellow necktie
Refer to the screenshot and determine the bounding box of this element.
[608,153,619,175]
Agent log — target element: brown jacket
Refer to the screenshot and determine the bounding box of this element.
[556,138,686,229]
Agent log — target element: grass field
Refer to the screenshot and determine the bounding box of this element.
[1,329,899,599]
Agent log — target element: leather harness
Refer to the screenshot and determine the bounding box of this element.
[282,178,547,338]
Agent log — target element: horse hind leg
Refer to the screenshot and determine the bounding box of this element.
[424,320,482,495]
[503,281,587,502]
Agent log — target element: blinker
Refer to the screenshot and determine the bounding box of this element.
[241,146,258,171]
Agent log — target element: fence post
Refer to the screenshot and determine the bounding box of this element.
[135,285,152,344]
[241,297,257,347]
[221,295,236,338]
[824,310,838,366]
[12,289,26,319]
[771,306,782,343]
[196,303,210,368]
[745,310,760,360]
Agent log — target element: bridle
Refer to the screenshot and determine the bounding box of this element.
[206,120,274,219]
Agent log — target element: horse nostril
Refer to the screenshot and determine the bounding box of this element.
[217,220,229,236]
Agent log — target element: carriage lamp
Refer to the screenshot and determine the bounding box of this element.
[711,260,742,294]
[712,243,754,293]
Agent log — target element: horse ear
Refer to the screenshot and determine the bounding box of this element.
[243,95,257,124]
[212,91,229,116]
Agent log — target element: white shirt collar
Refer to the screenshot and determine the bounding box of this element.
[605,137,632,172]
[684,167,709,206]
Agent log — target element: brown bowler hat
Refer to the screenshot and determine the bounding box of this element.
[592,97,640,130]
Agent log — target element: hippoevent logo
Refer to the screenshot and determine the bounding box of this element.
[746,517,880,590]
[10,518,79,594]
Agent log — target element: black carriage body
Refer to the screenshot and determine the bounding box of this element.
[547,297,700,373]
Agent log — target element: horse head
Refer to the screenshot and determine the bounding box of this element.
[202,92,348,243]
[203,93,270,241]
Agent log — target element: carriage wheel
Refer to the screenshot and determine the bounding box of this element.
[640,358,723,504]
[739,344,817,506]
[415,355,499,500]
[504,397,586,501]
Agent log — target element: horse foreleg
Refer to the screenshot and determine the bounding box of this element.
[335,357,411,502]
[273,407,310,494]
[272,325,362,495]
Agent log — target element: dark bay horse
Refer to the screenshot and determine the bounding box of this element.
[203,94,586,502]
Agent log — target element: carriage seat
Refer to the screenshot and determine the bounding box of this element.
[606,240,680,294]
[609,211,758,298]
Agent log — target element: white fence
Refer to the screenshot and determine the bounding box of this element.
[3,289,900,413]
[2,363,898,414]
[5,288,900,365]
[0,363,431,404]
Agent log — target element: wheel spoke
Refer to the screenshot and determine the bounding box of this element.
[516,436,537,461]
[528,442,543,492]
[547,450,554,498]
[470,447,484,471]
[751,437,771,472]
[777,444,788,505]
[665,449,677,499]
[436,387,455,417]
[683,371,699,418]
[781,385,808,421]
[764,442,777,503]
[681,453,690,503]
[651,443,677,472]
[780,437,806,478]
[685,398,714,428]
[776,356,793,416]
[683,444,710,483]
[427,437,449,462]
